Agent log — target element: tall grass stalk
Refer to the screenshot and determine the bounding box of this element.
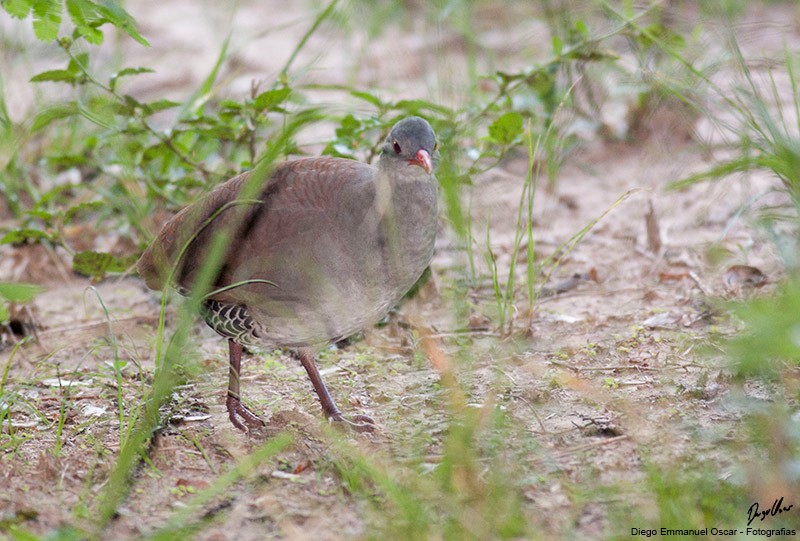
[497,95,564,334]
[0,337,30,437]
[484,211,504,330]
[83,286,129,442]
[535,188,640,299]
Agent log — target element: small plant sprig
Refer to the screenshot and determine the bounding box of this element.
[0,0,314,280]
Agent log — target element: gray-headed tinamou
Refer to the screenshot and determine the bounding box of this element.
[136,116,439,431]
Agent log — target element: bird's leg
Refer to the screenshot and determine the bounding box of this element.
[226,339,265,431]
[297,347,376,432]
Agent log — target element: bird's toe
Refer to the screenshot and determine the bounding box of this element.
[330,412,377,433]
[227,395,266,431]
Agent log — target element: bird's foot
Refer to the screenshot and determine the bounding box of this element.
[226,395,266,431]
[328,411,377,433]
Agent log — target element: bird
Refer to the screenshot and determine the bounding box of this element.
[136,116,439,431]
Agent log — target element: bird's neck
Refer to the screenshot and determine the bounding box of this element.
[373,168,438,287]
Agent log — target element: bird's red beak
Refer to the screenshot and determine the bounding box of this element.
[410,149,433,175]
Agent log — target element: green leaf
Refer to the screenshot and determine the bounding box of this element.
[393,99,451,116]
[72,251,137,280]
[66,0,95,26]
[31,102,79,131]
[0,228,51,245]
[487,111,524,145]
[253,87,291,112]
[64,200,103,222]
[30,69,77,83]
[574,19,589,39]
[2,0,32,19]
[552,35,563,56]
[31,51,89,84]
[67,52,90,73]
[37,184,73,206]
[94,0,149,46]
[350,90,383,108]
[335,114,361,136]
[219,99,243,113]
[73,24,104,44]
[142,99,180,115]
[0,282,43,303]
[109,66,154,91]
[26,209,55,221]
[32,0,61,41]
[66,0,104,44]
[75,96,118,129]
[0,303,8,324]
[640,23,686,50]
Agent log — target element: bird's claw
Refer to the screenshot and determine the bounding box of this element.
[329,412,377,433]
[227,395,266,432]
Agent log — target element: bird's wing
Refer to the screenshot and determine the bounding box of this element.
[136,157,376,297]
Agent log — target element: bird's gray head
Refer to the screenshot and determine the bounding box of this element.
[379,116,439,177]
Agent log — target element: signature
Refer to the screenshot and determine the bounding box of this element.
[747,497,794,526]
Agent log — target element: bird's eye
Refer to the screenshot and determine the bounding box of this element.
[433,142,438,152]
[392,141,402,154]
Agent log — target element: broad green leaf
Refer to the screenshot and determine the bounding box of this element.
[64,201,103,223]
[2,0,32,18]
[72,251,137,280]
[32,0,61,41]
[30,69,76,83]
[66,0,104,44]
[0,228,50,244]
[0,282,43,303]
[26,209,55,220]
[253,87,291,112]
[335,114,361,136]
[142,99,180,115]
[76,99,116,129]
[73,24,103,44]
[67,52,90,73]
[218,99,243,113]
[109,66,154,91]
[114,66,155,77]
[488,111,524,145]
[66,0,94,26]
[94,0,149,46]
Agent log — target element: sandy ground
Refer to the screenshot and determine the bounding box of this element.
[1,1,799,539]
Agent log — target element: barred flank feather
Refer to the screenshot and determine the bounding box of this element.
[201,299,263,346]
